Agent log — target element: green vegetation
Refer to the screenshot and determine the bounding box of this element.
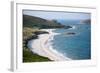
[23,47,51,62]
[23,15,69,29]
[23,27,38,49]
[23,27,51,62]
[23,14,72,62]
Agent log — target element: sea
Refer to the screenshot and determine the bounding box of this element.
[51,20,91,60]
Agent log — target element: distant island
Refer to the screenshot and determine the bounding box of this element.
[23,15,72,62]
[80,19,91,24]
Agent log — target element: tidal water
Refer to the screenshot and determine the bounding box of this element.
[51,20,91,60]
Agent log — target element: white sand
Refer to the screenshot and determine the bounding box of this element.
[28,29,71,61]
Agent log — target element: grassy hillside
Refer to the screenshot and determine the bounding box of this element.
[23,14,72,62]
[23,47,52,62]
[23,27,52,62]
[23,15,66,29]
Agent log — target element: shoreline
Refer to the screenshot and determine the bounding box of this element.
[28,29,71,61]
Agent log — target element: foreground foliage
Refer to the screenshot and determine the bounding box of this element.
[23,27,51,62]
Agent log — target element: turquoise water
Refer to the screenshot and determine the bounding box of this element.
[52,20,91,60]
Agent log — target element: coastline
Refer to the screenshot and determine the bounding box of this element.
[28,29,71,61]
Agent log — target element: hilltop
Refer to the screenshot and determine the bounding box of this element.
[23,15,63,28]
[23,15,72,29]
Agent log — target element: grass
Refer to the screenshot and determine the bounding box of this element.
[23,47,51,62]
[23,27,51,62]
[23,14,72,62]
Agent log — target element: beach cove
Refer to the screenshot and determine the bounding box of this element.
[27,29,71,61]
[23,12,91,62]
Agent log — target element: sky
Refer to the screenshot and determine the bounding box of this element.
[23,10,91,20]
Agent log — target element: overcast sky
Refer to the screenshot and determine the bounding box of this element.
[23,10,91,20]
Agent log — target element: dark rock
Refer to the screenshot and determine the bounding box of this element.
[34,31,49,35]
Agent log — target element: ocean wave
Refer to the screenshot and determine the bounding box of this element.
[27,29,71,61]
[45,31,71,60]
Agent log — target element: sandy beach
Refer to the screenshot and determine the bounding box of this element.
[28,29,71,61]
